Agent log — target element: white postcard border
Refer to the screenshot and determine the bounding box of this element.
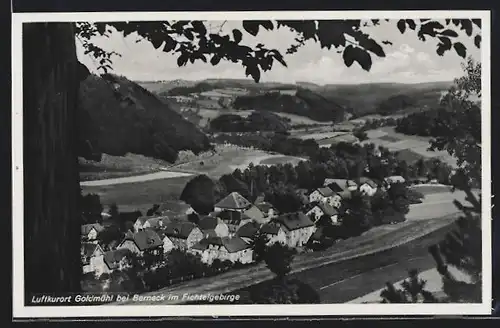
[12,10,492,318]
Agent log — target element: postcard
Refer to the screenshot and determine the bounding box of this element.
[12,10,491,318]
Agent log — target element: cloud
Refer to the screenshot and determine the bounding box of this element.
[400,44,415,53]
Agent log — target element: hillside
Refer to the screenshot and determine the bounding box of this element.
[137,78,453,124]
[233,88,347,123]
[317,81,453,116]
[78,74,212,163]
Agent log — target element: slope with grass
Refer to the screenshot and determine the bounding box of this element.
[79,74,212,163]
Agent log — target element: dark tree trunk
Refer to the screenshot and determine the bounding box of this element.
[23,23,82,302]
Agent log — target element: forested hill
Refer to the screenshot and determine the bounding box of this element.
[78,74,212,163]
[233,88,347,122]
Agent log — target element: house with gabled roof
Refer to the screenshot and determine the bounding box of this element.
[260,221,288,246]
[304,201,339,225]
[358,177,378,196]
[198,216,229,238]
[384,175,406,187]
[189,236,253,265]
[117,228,163,256]
[274,212,316,248]
[243,204,267,223]
[236,221,262,243]
[217,210,252,235]
[142,217,163,230]
[81,242,105,274]
[92,248,133,276]
[81,223,105,242]
[324,178,358,192]
[254,201,278,220]
[164,221,204,250]
[214,192,252,213]
[133,216,150,233]
[309,186,339,207]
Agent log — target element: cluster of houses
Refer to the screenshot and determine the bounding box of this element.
[80,175,407,278]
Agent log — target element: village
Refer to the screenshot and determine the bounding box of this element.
[80,174,409,283]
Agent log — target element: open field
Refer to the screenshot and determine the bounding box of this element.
[79,153,173,182]
[378,134,400,142]
[361,126,458,167]
[259,155,306,166]
[199,90,234,98]
[81,175,192,211]
[410,184,455,195]
[172,145,295,176]
[296,131,348,140]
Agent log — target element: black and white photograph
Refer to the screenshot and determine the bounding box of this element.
[12,10,491,318]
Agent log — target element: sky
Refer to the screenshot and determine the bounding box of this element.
[76,20,481,85]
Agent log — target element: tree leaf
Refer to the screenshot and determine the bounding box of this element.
[454,42,467,58]
[210,55,221,66]
[273,52,287,67]
[191,21,207,35]
[185,30,194,41]
[259,20,274,30]
[162,36,176,52]
[406,19,416,30]
[352,47,372,71]
[245,65,261,83]
[177,54,188,67]
[151,38,163,49]
[440,29,459,37]
[397,19,406,34]
[362,38,385,57]
[232,29,243,43]
[96,23,106,35]
[420,21,445,37]
[317,20,347,49]
[460,20,473,36]
[342,45,356,67]
[243,21,260,36]
[474,35,481,48]
[438,36,452,49]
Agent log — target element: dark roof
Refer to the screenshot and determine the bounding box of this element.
[215,192,252,210]
[124,229,163,251]
[260,221,282,235]
[218,210,250,225]
[164,222,198,239]
[324,182,344,193]
[243,205,265,223]
[306,202,338,216]
[315,187,335,197]
[194,236,250,253]
[255,202,276,214]
[103,249,132,270]
[198,216,224,230]
[359,177,378,188]
[81,223,104,235]
[309,227,325,241]
[324,179,358,191]
[135,216,150,225]
[338,190,352,200]
[144,217,162,229]
[236,221,261,239]
[202,229,219,238]
[276,212,315,231]
[81,242,101,258]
